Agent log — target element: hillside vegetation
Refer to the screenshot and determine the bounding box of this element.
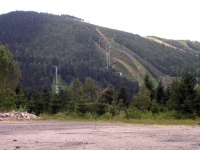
[149,36,200,53]
[0,11,200,119]
[0,11,139,97]
[0,11,199,91]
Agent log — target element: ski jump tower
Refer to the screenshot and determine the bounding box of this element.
[96,28,111,70]
[55,65,59,93]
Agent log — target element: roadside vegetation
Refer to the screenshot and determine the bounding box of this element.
[0,11,200,125]
[0,44,200,125]
[39,112,200,126]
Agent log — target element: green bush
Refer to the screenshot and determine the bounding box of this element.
[125,110,145,119]
[77,102,90,116]
[0,89,16,111]
[100,112,112,119]
[172,111,197,120]
[83,112,93,119]
[150,100,160,113]
[96,103,107,116]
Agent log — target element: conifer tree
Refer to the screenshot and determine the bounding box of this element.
[167,70,196,115]
[143,73,154,100]
[117,82,128,107]
[84,77,96,102]
[132,84,151,111]
[72,78,85,102]
[40,85,51,112]
[49,93,61,114]
[15,83,26,109]
[156,80,165,104]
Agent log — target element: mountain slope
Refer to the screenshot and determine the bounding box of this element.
[0,11,139,98]
[147,36,200,53]
[0,11,199,96]
[145,36,186,52]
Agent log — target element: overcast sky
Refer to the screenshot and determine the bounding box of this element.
[1,0,200,41]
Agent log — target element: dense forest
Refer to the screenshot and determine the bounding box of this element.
[0,11,138,98]
[0,11,200,119]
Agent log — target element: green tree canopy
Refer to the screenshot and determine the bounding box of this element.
[84,77,96,102]
[104,84,115,105]
[143,73,155,100]
[167,70,196,115]
[0,45,21,90]
[72,78,85,102]
[156,80,165,104]
[131,84,151,111]
[117,82,128,106]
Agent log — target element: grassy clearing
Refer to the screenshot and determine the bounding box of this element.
[38,112,200,126]
[117,59,137,77]
[102,35,166,86]
[145,36,185,52]
[110,39,160,85]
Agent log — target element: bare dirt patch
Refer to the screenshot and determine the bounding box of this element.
[0,121,200,150]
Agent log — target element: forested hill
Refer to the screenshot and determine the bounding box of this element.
[0,11,138,97]
[150,36,200,52]
[0,11,199,97]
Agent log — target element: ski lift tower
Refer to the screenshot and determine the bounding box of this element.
[55,65,59,93]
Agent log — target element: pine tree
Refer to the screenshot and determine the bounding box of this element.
[132,84,151,111]
[40,85,51,112]
[143,73,155,100]
[156,80,165,104]
[167,70,196,115]
[83,77,96,102]
[15,83,26,109]
[194,87,200,116]
[117,82,128,107]
[72,78,85,102]
[58,89,71,111]
[49,93,62,114]
[163,86,170,105]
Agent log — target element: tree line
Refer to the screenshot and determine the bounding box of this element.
[1,70,200,119]
[0,45,199,119]
[0,11,200,119]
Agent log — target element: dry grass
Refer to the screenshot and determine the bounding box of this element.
[117,59,137,77]
[145,36,185,52]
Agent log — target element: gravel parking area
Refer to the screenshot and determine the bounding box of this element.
[0,121,200,150]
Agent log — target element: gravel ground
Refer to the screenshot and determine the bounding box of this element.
[0,121,200,150]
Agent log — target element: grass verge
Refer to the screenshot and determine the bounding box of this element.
[38,112,200,126]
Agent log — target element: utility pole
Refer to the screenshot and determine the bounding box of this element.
[56,65,58,85]
[55,65,59,93]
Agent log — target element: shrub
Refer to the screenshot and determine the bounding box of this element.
[0,89,16,111]
[100,112,112,119]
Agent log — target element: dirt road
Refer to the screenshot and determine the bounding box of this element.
[0,121,200,150]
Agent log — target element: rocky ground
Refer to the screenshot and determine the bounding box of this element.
[0,121,200,150]
[0,111,37,121]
